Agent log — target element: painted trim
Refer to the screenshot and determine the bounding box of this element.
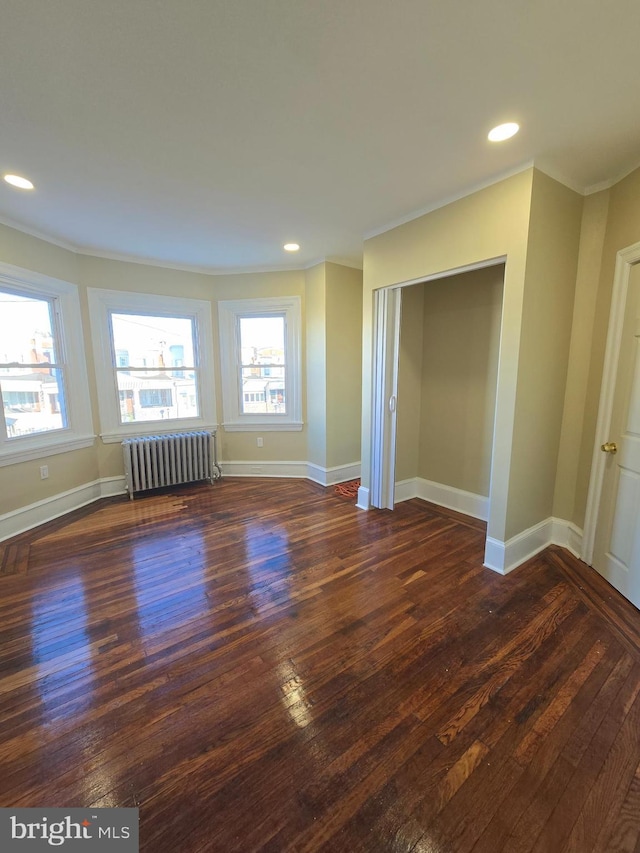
[306,462,361,487]
[305,256,363,272]
[363,163,536,240]
[420,480,489,521]
[375,256,508,294]
[0,476,127,543]
[584,158,640,196]
[367,256,508,542]
[1,470,585,582]
[87,287,218,440]
[0,213,321,276]
[221,460,308,478]
[370,287,402,510]
[99,476,128,497]
[484,537,506,573]
[218,296,302,433]
[221,422,304,433]
[0,261,95,465]
[394,478,419,504]
[221,460,360,484]
[566,523,584,559]
[583,240,640,564]
[0,460,363,542]
[484,517,584,575]
[99,425,219,444]
[0,435,96,467]
[0,214,80,253]
[356,485,370,511]
[394,477,489,521]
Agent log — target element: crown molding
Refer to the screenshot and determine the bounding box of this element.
[364,161,536,242]
[584,157,640,196]
[0,214,80,253]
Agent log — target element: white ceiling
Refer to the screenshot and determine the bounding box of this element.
[1,0,640,273]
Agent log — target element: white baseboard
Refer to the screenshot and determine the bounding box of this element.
[549,518,583,560]
[393,481,582,573]
[484,537,507,574]
[356,485,370,511]
[222,459,360,486]
[395,477,489,521]
[1,469,586,581]
[394,478,419,504]
[484,517,585,575]
[0,476,127,543]
[307,462,360,487]
[100,475,127,497]
[221,460,308,479]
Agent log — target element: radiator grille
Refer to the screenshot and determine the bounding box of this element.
[122,431,221,498]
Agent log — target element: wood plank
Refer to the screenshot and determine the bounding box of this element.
[0,479,638,852]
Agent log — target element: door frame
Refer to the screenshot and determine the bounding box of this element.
[583,239,640,564]
[369,255,506,525]
[370,287,402,509]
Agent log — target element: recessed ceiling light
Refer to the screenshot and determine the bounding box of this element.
[284,243,300,252]
[3,173,35,190]
[488,122,520,142]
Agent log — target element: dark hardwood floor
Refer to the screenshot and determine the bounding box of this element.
[1,477,639,852]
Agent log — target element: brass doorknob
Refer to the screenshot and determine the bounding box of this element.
[601,441,618,454]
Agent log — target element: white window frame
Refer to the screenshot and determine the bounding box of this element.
[87,288,217,443]
[0,261,94,467]
[218,296,302,431]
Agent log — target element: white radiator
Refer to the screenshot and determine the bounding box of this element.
[122,431,221,499]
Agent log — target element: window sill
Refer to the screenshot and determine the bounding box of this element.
[222,421,304,433]
[0,434,96,467]
[100,423,220,444]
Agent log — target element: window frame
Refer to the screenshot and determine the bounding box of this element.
[0,261,94,467]
[87,288,217,443]
[218,296,302,432]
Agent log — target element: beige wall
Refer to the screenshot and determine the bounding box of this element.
[506,170,583,535]
[0,223,79,284]
[396,284,424,482]
[5,161,640,547]
[366,165,639,546]
[0,225,96,517]
[418,266,503,496]
[79,255,215,479]
[305,263,328,468]
[4,447,100,514]
[325,262,362,469]
[395,267,503,494]
[554,190,610,525]
[305,262,363,471]
[80,258,309,472]
[573,166,640,528]
[207,269,309,465]
[0,225,362,519]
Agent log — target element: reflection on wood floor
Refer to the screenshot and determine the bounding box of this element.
[1,477,640,852]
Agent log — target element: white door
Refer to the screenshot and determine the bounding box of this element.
[592,263,640,607]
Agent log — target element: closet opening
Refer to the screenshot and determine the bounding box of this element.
[369,259,506,563]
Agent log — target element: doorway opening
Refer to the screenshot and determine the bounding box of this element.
[369,257,506,567]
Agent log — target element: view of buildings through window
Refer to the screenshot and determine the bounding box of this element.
[1,296,288,437]
[0,290,67,438]
[110,313,199,423]
[239,316,286,414]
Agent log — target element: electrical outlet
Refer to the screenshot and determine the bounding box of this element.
[40,465,49,480]
[257,437,264,448]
